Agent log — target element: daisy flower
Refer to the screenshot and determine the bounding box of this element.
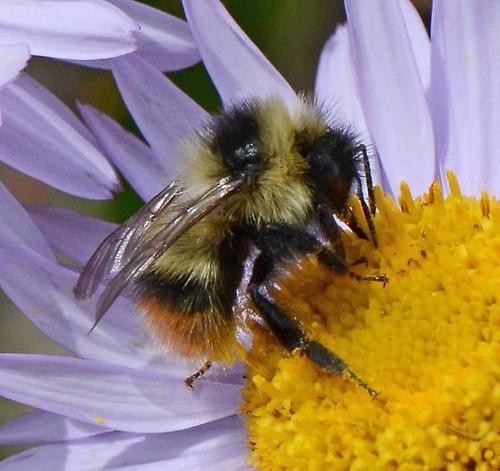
[0,0,499,469]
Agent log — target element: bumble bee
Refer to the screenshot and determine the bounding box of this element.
[74,96,384,396]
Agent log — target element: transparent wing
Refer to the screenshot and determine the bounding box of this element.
[90,175,246,331]
[74,180,181,300]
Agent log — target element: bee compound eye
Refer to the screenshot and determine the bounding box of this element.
[307,146,340,178]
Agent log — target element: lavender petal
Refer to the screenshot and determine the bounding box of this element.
[79,103,167,201]
[430,0,500,195]
[345,0,435,196]
[0,238,168,369]
[70,0,200,71]
[28,206,116,265]
[315,25,389,194]
[316,24,369,138]
[0,73,119,199]
[108,0,200,71]
[0,44,29,92]
[0,410,110,445]
[0,416,250,470]
[0,179,54,260]
[112,53,208,176]
[0,0,137,60]
[399,0,430,91]
[0,229,247,387]
[29,206,115,266]
[183,0,296,107]
[0,354,241,433]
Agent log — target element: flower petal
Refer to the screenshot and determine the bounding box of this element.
[70,1,200,72]
[29,206,116,266]
[0,229,244,386]
[0,410,110,445]
[0,73,119,199]
[183,0,295,107]
[0,416,250,470]
[78,103,167,201]
[399,0,430,91]
[315,26,388,193]
[345,0,435,196]
[0,238,165,369]
[0,180,54,260]
[315,25,370,144]
[107,0,200,71]
[12,73,100,145]
[0,0,137,60]
[0,44,29,91]
[0,354,241,433]
[430,0,500,195]
[112,53,208,177]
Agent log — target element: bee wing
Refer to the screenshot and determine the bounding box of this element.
[74,180,181,300]
[90,175,245,331]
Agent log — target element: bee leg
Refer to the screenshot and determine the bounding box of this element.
[340,207,370,241]
[249,280,377,398]
[248,230,377,398]
[313,212,385,282]
[318,205,386,283]
[318,204,346,260]
[185,361,212,389]
[318,248,388,284]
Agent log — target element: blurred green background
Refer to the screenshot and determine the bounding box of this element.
[0,0,430,460]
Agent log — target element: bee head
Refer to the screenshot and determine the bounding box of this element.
[305,129,360,211]
[213,102,263,182]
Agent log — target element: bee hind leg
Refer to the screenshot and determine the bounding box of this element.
[248,244,377,398]
[249,282,377,398]
[185,361,212,389]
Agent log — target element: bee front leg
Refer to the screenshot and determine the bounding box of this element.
[318,204,346,260]
[317,248,388,284]
[318,205,387,285]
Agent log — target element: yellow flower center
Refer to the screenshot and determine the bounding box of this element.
[242,172,500,470]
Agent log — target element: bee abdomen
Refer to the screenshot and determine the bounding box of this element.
[138,300,236,362]
[136,273,236,362]
[137,272,220,315]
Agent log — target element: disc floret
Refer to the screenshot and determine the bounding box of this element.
[243,172,500,470]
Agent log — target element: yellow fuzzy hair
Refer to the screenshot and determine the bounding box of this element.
[153,96,328,286]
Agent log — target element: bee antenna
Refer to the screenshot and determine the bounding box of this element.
[355,144,376,216]
[355,175,378,248]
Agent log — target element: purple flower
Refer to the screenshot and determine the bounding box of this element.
[0,0,499,469]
